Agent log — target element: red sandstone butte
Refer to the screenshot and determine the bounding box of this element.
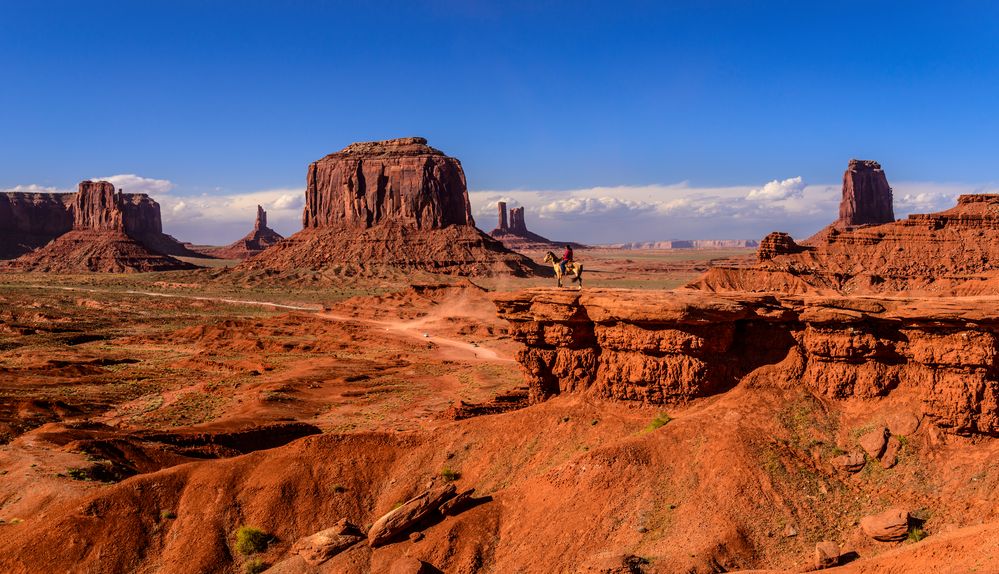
[302,136,472,230]
[488,201,582,250]
[5,180,195,273]
[839,159,894,227]
[240,137,539,277]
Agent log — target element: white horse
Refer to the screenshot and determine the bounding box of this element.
[544,251,583,289]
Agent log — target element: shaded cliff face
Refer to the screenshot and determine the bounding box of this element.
[839,159,894,226]
[494,289,999,436]
[0,193,75,258]
[303,137,473,230]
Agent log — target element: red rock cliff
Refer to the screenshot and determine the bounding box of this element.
[0,192,75,258]
[495,289,999,436]
[838,159,894,226]
[302,137,473,230]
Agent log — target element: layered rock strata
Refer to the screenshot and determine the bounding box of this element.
[494,289,999,436]
[243,138,538,277]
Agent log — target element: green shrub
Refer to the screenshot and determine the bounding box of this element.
[907,526,928,543]
[644,413,672,432]
[235,525,270,555]
[330,484,347,493]
[244,557,267,574]
[440,466,461,482]
[160,510,176,520]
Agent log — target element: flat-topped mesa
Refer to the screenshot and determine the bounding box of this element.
[0,192,75,258]
[838,159,894,227]
[302,136,473,230]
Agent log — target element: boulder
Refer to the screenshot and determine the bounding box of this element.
[814,540,840,569]
[389,556,430,574]
[886,412,920,436]
[291,518,364,565]
[881,436,902,469]
[832,451,866,472]
[439,488,476,516]
[858,427,889,459]
[368,483,456,547]
[860,508,909,541]
[838,159,894,226]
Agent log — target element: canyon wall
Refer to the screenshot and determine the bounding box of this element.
[302,137,473,230]
[494,289,999,436]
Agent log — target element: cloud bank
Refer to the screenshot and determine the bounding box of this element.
[5,175,997,245]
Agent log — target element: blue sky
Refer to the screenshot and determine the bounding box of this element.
[3,1,999,244]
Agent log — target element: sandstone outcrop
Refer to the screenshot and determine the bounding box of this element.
[493,289,999,435]
[814,540,840,569]
[291,519,364,565]
[5,180,196,272]
[488,202,582,250]
[839,159,894,227]
[367,483,456,547]
[241,138,539,277]
[757,232,804,261]
[693,160,999,295]
[201,205,284,259]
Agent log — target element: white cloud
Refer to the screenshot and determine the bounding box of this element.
[746,176,806,202]
[93,174,175,196]
[0,183,70,194]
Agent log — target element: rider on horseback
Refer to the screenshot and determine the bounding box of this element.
[560,244,574,275]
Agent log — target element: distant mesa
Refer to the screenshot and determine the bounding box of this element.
[241,137,540,277]
[692,158,999,294]
[197,205,285,260]
[3,180,200,273]
[488,202,584,250]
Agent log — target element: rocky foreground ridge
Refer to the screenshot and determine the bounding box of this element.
[494,288,999,436]
[241,137,539,277]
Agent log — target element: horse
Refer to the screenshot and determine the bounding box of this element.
[543,251,583,289]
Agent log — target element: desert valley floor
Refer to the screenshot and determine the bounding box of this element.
[1,247,998,574]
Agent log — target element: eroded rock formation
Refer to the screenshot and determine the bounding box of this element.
[302,137,472,230]
[839,159,894,227]
[494,289,999,436]
[695,160,999,295]
[757,232,804,261]
[201,205,284,259]
[488,202,581,250]
[5,181,196,272]
[241,138,539,277]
